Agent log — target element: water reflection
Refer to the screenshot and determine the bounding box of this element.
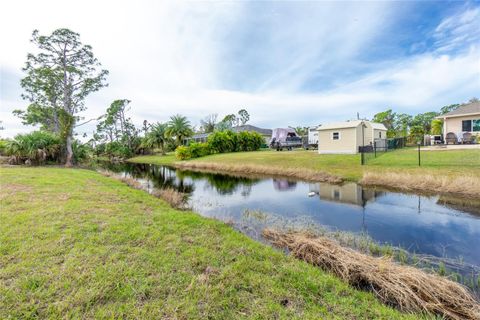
[96,161,480,269]
[309,182,383,207]
[273,179,297,191]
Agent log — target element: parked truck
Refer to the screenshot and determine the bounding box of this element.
[269,128,303,151]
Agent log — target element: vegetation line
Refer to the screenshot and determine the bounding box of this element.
[361,171,480,197]
[263,229,480,320]
[173,161,344,184]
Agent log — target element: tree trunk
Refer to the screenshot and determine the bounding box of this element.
[65,133,73,167]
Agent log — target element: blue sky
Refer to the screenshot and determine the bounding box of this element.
[1,1,479,138]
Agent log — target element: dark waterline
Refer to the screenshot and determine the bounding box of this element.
[97,161,480,271]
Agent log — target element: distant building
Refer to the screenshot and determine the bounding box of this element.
[316,120,387,154]
[184,133,211,144]
[436,101,480,139]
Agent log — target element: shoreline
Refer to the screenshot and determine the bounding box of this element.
[128,156,480,198]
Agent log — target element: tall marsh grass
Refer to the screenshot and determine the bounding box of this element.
[361,171,480,197]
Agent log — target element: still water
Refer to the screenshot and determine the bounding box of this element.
[98,162,480,271]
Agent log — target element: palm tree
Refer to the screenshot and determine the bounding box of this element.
[144,122,168,154]
[430,119,443,135]
[166,114,194,146]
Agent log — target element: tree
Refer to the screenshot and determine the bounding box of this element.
[15,29,108,166]
[372,109,397,137]
[200,114,217,133]
[469,97,479,103]
[411,111,439,134]
[144,122,168,154]
[221,114,237,127]
[166,114,194,146]
[238,109,250,125]
[395,113,412,137]
[431,119,443,135]
[95,99,138,149]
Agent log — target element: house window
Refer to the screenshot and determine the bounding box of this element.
[379,131,382,138]
[462,120,472,132]
[333,189,340,200]
[332,132,340,140]
[473,119,480,132]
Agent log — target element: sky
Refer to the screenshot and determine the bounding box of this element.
[1,0,479,138]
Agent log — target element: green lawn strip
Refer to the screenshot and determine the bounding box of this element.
[128,149,480,182]
[0,167,421,319]
[128,153,177,166]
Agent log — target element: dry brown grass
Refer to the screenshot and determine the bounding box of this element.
[174,162,343,184]
[263,229,480,320]
[361,171,480,197]
[151,187,187,209]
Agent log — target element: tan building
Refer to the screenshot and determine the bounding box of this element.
[317,120,387,154]
[437,101,480,141]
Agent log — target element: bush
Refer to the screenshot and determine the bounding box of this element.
[5,131,61,164]
[174,130,264,160]
[104,141,133,159]
[72,141,92,163]
[188,142,210,158]
[175,145,191,160]
[208,130,236,153]
[237,131,264,151]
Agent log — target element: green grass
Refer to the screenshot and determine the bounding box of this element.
[128,153,177,166]
[0,167,423,319]
[129,148,480,182]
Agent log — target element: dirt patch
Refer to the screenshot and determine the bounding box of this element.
[263,229,480,320]
[0,183,33,200]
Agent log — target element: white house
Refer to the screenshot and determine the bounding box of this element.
[317,120,387,154]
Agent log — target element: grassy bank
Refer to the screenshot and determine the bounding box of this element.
[129,149,480,196]
[0,167,418,319]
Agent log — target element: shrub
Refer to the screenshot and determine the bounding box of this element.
[208,130,236,153]
[175,130,264,160]
[237,131,264,151]
[72,141,92,163]
[104,141,133,159]
[188,142,210,158]
[175,145,191,160]
[5,131,61,164]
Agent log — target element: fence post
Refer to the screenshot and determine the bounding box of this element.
[417,142,421,166]
[374,141,376,158]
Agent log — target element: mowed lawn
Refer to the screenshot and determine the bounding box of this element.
[0,167,419,319]
[129,148,480,182]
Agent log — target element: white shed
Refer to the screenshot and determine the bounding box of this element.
[317,120,387,154]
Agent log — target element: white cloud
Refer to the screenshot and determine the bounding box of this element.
[433,6,480,53]
[0,1,479,139]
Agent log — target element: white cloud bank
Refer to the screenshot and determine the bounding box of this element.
[0,1,479,138]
